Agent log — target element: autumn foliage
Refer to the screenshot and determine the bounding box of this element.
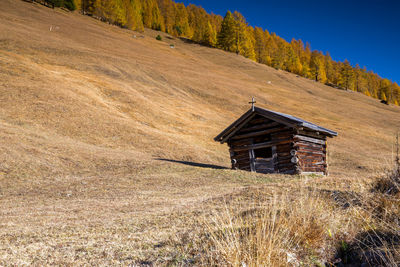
[63,0,400,105]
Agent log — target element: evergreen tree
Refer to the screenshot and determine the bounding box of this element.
[46,0,76,10]
[210,13,223,34]
[254,27,267,63]
[74,0,82,11]
[217,11,236,52]
[157,0,175,34]
[231,11,255,60]
[300,43,312,78]
[285,43,302,74]
[366,71,380,98]
[380,79,392,102]
[123,0,144,31]
[82,0,96,14]
[353,64,367,93]
[64,0,76,10]
[142,0,164,31]
[310,51,327,83]
[203,21,217,46]
[269,34,286,69]
[339,59,355,90]
[324,52,335,84]
[264,32,277,66]
[187,5,208,43]
[174,2,191,37]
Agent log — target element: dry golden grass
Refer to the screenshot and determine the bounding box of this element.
[1,0,400,265]
[179,174,400,266]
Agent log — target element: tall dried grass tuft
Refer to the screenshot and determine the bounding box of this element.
[193,187,352,266]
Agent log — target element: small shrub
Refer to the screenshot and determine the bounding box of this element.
[373,171,400,195]
[156,35,162,41]
[43,0,75,10]
[373,150,400,195]
[63,0,76,11]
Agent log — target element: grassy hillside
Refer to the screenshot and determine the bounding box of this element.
[1,1,399,265]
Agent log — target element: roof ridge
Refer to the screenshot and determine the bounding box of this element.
[214,106,338,143]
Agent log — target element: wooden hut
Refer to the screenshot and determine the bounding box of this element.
[214,105,338,175]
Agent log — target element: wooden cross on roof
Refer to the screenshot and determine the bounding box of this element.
[249,97,256,111]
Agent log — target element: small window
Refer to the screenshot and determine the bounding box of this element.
[254,147,272,159]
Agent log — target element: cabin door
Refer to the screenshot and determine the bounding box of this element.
[249,146,277,173]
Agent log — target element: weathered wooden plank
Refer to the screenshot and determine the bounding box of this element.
[294,135,326,145]
[230,139,254,146]
[277,155,293,161]
[294,141,325,148]
[252,136,272,144]
[238,121,280,133]
[277,159,293,165]
[247,117,272,125]
[298,151,325,157]
[295,146,325,153]
[234,150,251,155]
[298,152,325,158]
[277,162,296,168]
[297,150,325,156]
[255,158,274,163]
[237,158,251,164]
[271,130,294,137]
[271,134,293,141]
[293,143,325,151]
[279,166,297,172]
[299,160,325,165]
[276,144,293,151]
[299,157,325,162]
[276,152,291,158]
[277,149,292,155]
[232,138,292,152]
[231,126,288,140]
[313,162,327,166]
[297,130,327,140]
[299,161,325,166]
[295,142,324,149]
[300,164,326,170]
[279,167,299,174]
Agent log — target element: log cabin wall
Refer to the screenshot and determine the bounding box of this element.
[272,130,297,174]
[293,130,328,175]
[227,115,297,174]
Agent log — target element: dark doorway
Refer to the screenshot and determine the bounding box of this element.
[254,147,272,159]
[250,146,276,174]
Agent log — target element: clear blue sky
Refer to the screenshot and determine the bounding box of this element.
[180,0,400,84]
